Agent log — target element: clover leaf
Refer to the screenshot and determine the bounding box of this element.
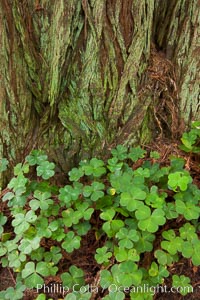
[12,211,37,235]
[134,231,155,253]
[179,223,197,241]
[82,158,106,177]
[148,262,169,284]
[161,230,182,255]
[111,145,128,160]
[107,157,123,173]
[68,167,84,181]
[62,231,81,253]
[26,150,48,166]
[0,213,7,235]
[22,261,51,288]
[35,216,52,238]
[83,181,105,201]
[120,188,146,211]
[62,208,82,227]
[116,228,139,249]
[154,249,174,266]
[128,147,146,162]
[29,190,53,211]
[18,236,41,254]
[61,265,85,289]
[114,247,140,262]
[59,184,81,205]
[100,208,116,221]
[172,275,193,295]
[36,161,55,179]
[175,199,200,220]
[95,246,112,264]
[168,171,192,192]
[73,221,91,236]
[135,207,166,233]
[117,261,143,287]
[44,246,62,264]
[0,283,26,300]
[145,186,166,209]
[74,202,94,220]
[7,250,26,268]
[8,174,28,195]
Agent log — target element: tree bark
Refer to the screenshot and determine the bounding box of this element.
[0,0,199,184]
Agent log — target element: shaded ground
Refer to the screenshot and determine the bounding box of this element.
[0,140,200,300]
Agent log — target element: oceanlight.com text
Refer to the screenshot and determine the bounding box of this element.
[36,283,193,296]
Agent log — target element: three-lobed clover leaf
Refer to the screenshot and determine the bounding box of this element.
[116,228,139,249]
[154,249,175,266]
[117,261,143,287]
[95,246,112,264]
[83,181,105,201]
[18,236,41,254]
[111,145,128,160]
[44,246,62,264]
[128,147,146,162]
[74,202,94,220]
[100,208,116,221]
[59,184,81,205]
[26,150,48,166]
[0,283,26,300]
[73,221,91,236]
[135,207,166,233]
[180,123,200,153]
[7,250,26,268]
[161,229,182,255]
[14,163,29,176]
[114,247,140,262]
[172,275,193,296]
[145,186,166,209]
[62,231,81,253]
[168,171,192,192]
[61,265,85,289]
[107,157,123,173]
[68,167,84,181]
[163,203,178,219]
[22,261,56,288]
[29,190,53,211]
[179,223,197,240]
[82,158,106,177]
[120,187,146,211]
[100,208,124,237]
[62,208,82,227]
[134,231,155,253]
[35,216,52,238]
[8,174,28,195]
[175,199,200,220]
[36,161,55,180]
[12,210,37,235]
[148,262,169,284]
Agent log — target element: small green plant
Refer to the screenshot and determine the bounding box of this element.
[180,121,200,153]
[0,138,199,299]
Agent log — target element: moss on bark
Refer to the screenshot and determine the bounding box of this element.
[0,0,199,186]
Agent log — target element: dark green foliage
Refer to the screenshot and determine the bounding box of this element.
[0,136,199,299]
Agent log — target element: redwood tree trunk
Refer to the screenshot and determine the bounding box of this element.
[0,0,199,185]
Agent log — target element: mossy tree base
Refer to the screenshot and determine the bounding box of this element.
[0,0,199,184]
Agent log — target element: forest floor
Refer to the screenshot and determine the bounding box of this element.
[0,139,200,300]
